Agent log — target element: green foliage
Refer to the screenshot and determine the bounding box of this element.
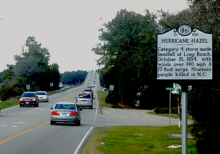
[94,9,159,106]
[153,107,161,113]
[0,36,61,100]
[159,0,220,153]
[171,107,178,114]
[0,71,4,83]
[154,107,178,114]
[99,72,104,87]
[60,70,87,85]
[105,91,120,106]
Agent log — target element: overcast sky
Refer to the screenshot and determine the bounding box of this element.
[0,0,189,73]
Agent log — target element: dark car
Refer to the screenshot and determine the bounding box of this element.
[19,92,39,107]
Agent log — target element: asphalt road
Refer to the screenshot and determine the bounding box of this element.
[0,71,187,154]
[0,71,100,154]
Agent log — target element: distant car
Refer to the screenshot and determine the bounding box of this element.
[36,91,49,102]
[83,88,93,98]
[91,84,95,88]
[75,93,93,109]
[94,80,96,82]
[20,92,39,107]
[50,102,82,125]
[102,88,107,92]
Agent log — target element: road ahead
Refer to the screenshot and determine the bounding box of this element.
[0,71,182,154]
[0,71,101,154]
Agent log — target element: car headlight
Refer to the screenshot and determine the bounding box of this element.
[32,98,36,101]
[20,98,23,101]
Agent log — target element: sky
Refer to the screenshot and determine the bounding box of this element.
[0,0,189,73]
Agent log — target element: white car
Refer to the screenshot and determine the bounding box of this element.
[36,91,49,102]
[75,93,93,109]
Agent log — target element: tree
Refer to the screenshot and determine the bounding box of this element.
[93,9,159,106]
[0,36,61,100]
[158,1,220,153]
[60,70,87,85]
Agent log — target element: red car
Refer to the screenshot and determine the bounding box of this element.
[20,92,39,107]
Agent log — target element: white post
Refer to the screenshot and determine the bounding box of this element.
[182,91,188,154]
[177,97,181,127]
[169,91,171,125]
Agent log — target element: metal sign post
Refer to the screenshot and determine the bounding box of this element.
[166,87,174,125]
[181,82,188,154]
[157,24,213,154]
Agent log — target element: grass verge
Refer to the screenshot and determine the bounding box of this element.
[1,100,20,110]
[97,91,112,108]
[82,126,197,154]
[147,112,194,121]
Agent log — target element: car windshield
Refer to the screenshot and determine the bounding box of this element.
[54,104,76,110]
[84,89,92,92]
[37,93,46,95]
[78,93,91,98]
[22,93,35,97]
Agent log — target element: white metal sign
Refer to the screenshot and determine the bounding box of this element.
[109,85,114,91]
[26,84,30,90]
[157,25,213,80]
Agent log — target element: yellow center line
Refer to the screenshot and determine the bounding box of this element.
[0,122,49,145]
[12,132,20,136]
[64,92,79,100]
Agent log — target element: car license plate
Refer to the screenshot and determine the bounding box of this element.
[26,102,29,104]
[82,101,87,103]
[62,113,67,116]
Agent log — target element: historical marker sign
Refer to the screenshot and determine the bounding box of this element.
[157,25,213,80]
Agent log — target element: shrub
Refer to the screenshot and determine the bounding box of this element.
[105,91,119,105]
[154,107,161,113]
[160,108,169,113]
[171,107,178,114]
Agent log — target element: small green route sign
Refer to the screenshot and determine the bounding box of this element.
[166,87,175,91]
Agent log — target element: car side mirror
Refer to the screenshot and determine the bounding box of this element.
[50,107,53,110]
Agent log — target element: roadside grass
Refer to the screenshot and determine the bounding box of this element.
[97,91,112,108]
[1,100,20,109]
[82,126,197,154]
[97,91,138,109]
[147,112,194,121]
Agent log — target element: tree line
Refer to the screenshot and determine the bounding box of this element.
[94,0,220,153]
[60,70,87,85]
[0,37,87,101]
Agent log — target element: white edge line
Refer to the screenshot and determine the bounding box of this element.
[1,105,19,112]
[21,107,43,114]
[73,126,93,154]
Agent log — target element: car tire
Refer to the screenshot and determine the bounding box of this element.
[90,105,93,109]
[50,121,55,125]
[76,120,80,126]
[34,102,37,107]
[20,104,22,107]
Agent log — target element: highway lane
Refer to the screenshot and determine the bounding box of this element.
[0,71,99,154]
[0,71,184,154]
